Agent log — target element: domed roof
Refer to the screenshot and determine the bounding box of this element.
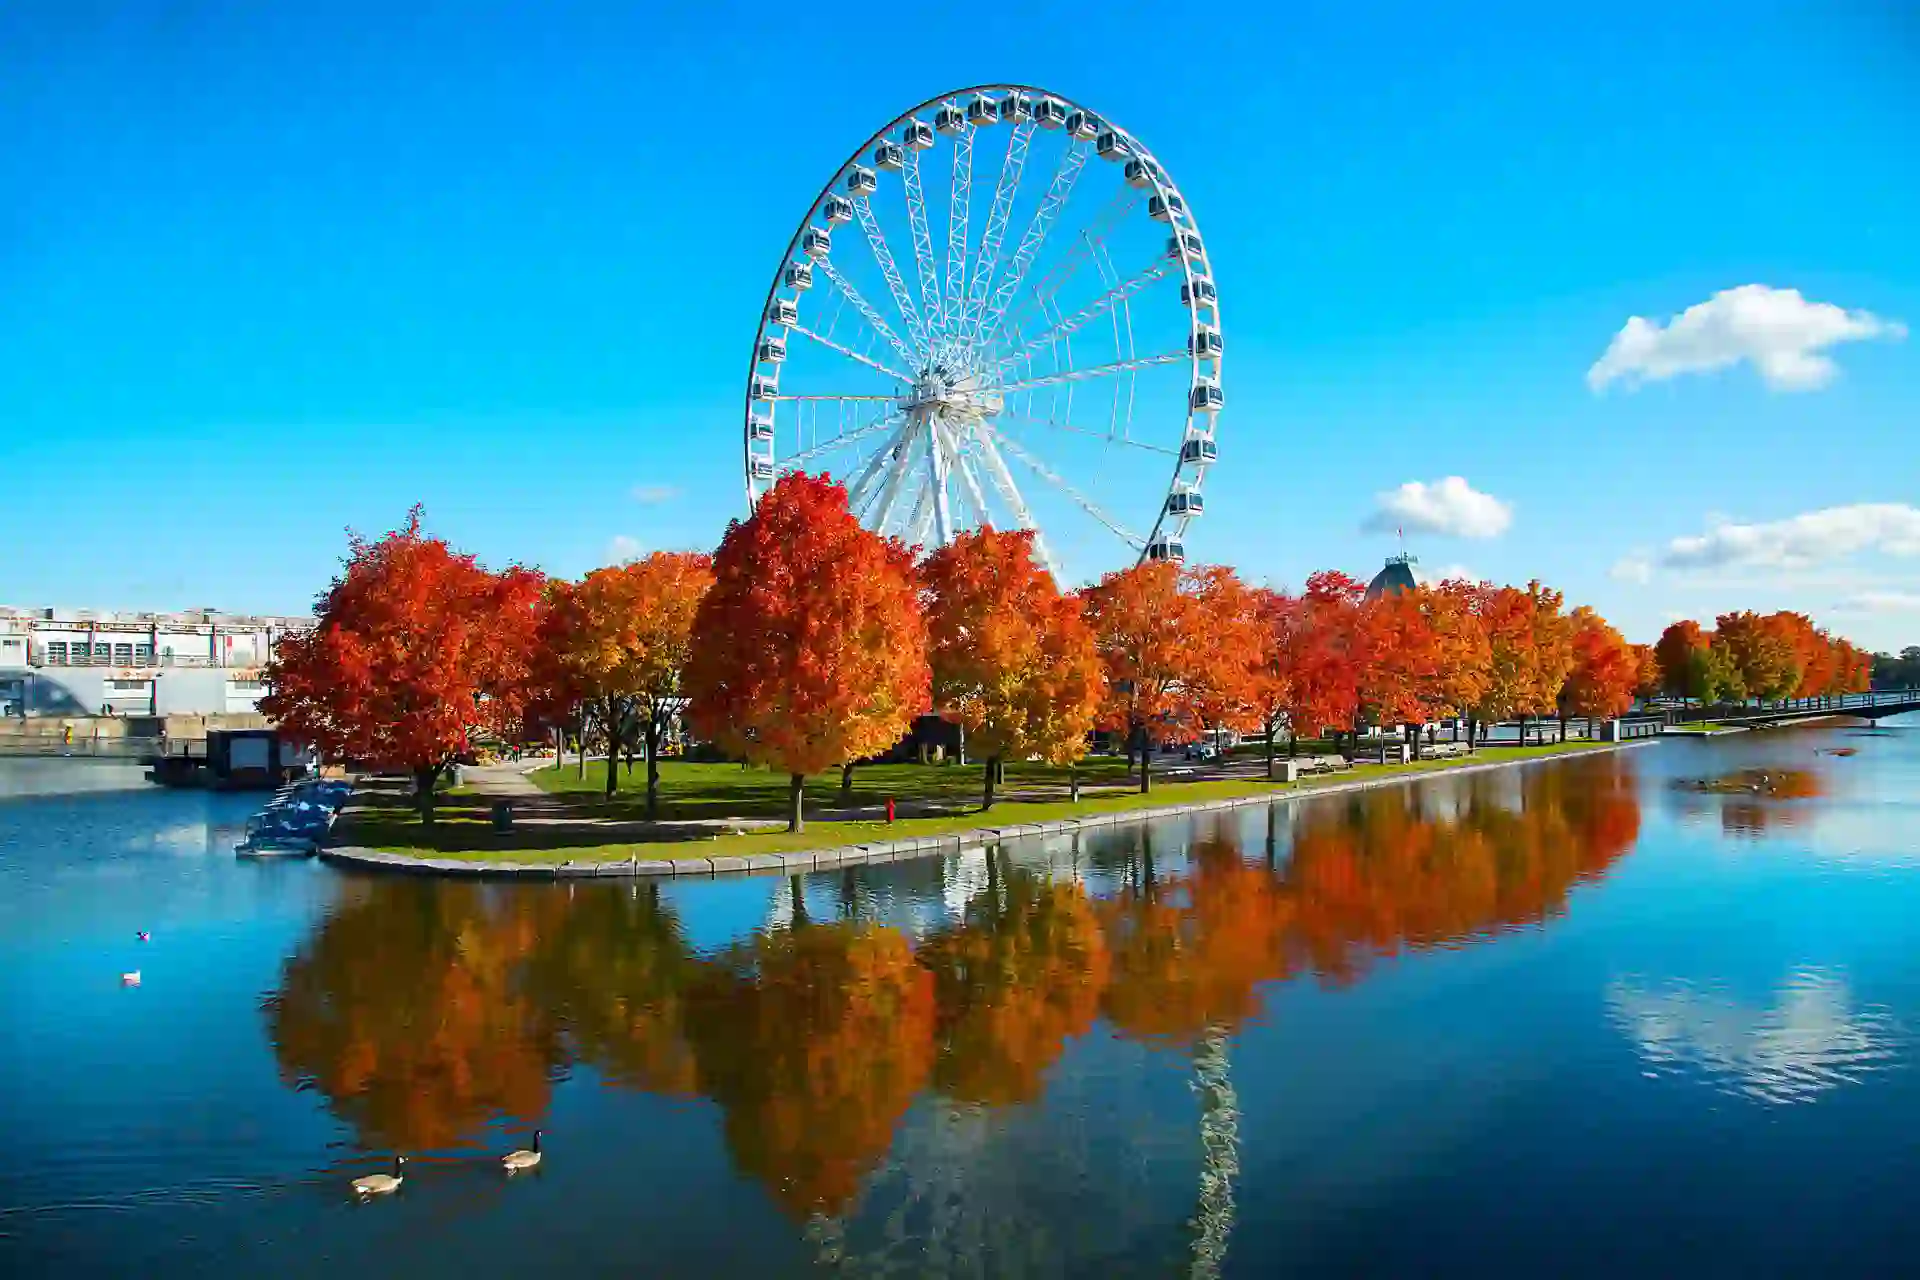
[1365,554,1418,601]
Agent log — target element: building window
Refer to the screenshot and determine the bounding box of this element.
[228,678,265,692]
[93,643,111,663]
[45,642,68,664]
[113,643,134,666]
[135,644,154,664]
[110,679,150,692]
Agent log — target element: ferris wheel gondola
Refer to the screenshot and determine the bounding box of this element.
[744,84,1222,578]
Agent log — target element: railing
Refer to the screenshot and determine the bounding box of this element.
[0,734,207,761]
[1666,689,1920,724]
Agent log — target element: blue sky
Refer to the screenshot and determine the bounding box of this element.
[4,1,1915,649]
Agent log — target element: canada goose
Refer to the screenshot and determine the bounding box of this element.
[352,1156,406,1197]
[136,931,150,942]
[121,971,141,986]
[502,1130,542,1172]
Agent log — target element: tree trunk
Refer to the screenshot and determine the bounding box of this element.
[1138,726,1152,795]
[982,754,999,810]
[1409,725,1422,761]
[1558,713,1568,742]
[644,712,663,821]
[1288,730,1298,758]
[839,761,855,807]
[789,875,809,927]
[576,713,587,778]
[1265,722,1277,780]
[415,763,442,825]
[787,773,806,833]
[604,698,621,797]
[1069,765,1081,803]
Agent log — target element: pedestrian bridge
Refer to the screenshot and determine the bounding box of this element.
[1674,688,1920,729]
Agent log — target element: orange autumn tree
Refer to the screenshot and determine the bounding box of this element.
[1180,565,1267,752]
[684,473,928,832]
[1630,643,1663,701]
[1021,590,1105,802]
[920,528,1101,810]
[540,555,709,801]
[262,506,543,821]
[1425,580,1493,750]
[1250,587,1300,774]
[1559,606,1637,731]
[1715,610,1800,705]
[1354,585,1441,740]
[1081,560,1200,793]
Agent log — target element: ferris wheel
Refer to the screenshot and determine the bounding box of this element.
[744,85,1222,578]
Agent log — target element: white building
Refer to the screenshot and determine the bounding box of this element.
[0,606,312,719]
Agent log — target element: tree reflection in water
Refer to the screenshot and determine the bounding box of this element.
[266,754,1641,1232]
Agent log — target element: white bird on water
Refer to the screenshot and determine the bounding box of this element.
[352,1156,407,1197]
[121,971,141,986]
[503,1130,542,1172]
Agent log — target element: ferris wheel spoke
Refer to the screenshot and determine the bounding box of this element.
[983,424,1145,549]
[851,197,931,355]
[768,393,897,401]
[779,409,903,470]
[997,349,1186,396]
[907,470,937,546]
[814,258,919,369]
[943,123,974,345]
[902,141,945,340]
[976,143,1089,349]
[997,186,1140,345]
[846,419,916,510]
[961,121,1036,341]
[994,262,1171,366]
[787,323,913,382]
[968,429,1060,577]
[869,426,924,532]
[943,422,993,529]
[996,413,1178,456]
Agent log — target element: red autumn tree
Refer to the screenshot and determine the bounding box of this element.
[1250,587,1300,774]
[1285,571,1367,752]
[1655,620,1710,702]
[262,506,543,821]
[1558,606,1637,730]
[1522,581,1577,737]
[683,472,928,832]
[920,528,1101,810]
[1080,561,1200,793]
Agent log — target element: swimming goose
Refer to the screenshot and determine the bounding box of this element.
[136,931,150,942]
[121,971,141,986]
[352,1156,406,1197]
[502,1130,542,1172]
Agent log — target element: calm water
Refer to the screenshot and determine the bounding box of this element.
[3,720,1918,1276]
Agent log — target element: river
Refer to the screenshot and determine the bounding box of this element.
[2,719,1917,1276]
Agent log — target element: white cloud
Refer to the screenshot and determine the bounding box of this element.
[631,484,682,505]
[1833,589,1920,616]
[1363,476,1513,539]
[1610,554,1654,584]
[605,535,643,564]
[1413,562,1478,586]
[1660,503,1920,571]
[1588,285,1905,393]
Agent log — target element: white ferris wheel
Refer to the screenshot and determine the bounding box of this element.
[744,85,1222,577]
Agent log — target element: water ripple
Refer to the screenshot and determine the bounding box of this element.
[1605,967,1904,1105]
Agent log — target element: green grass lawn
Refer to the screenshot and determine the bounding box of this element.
[527,754,1142,820]
[341,740,1617,864]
